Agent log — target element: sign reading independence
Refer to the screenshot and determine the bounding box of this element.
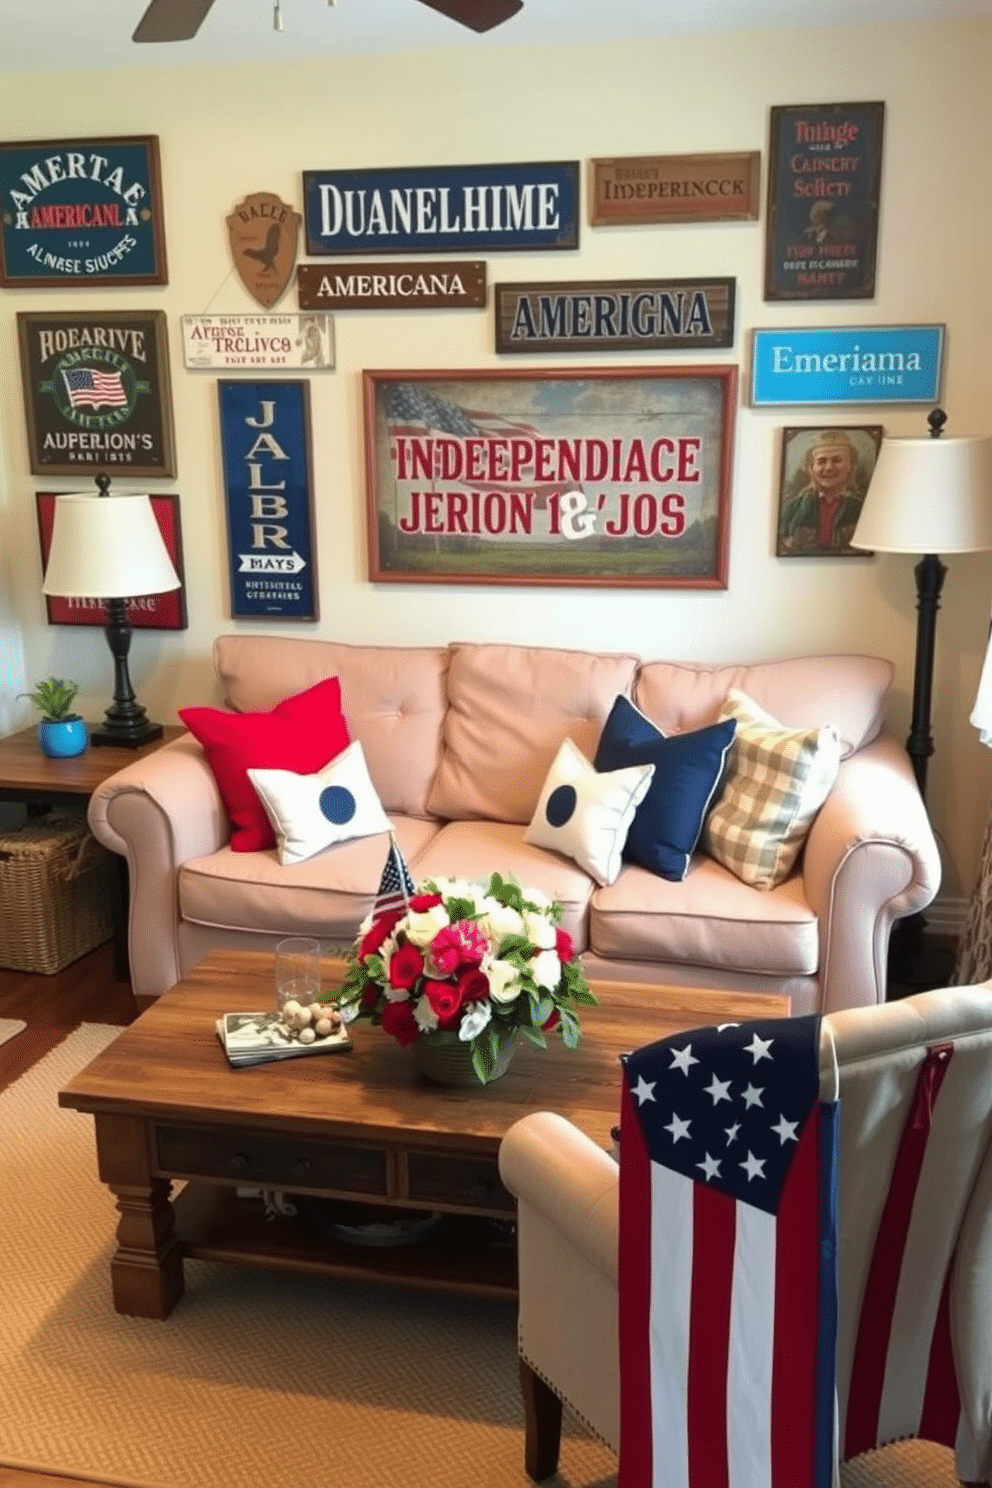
[303,162,579,256]
[495,278,735,354]
[751,325,943,406]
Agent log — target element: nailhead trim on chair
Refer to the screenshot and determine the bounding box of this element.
[519,1343,615,1450]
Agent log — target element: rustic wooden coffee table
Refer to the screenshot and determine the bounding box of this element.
[59,948,789,1318]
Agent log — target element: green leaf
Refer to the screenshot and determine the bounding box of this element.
[445,895,476,924]
[517,1024,547,1049]
[559,1009,582,1050]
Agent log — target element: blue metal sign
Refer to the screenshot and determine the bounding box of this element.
[0,135,167,287]
[751,325,944,406]
[218,380,319,620]
[303,161,579,256]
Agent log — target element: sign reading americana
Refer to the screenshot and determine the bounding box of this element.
[303,162,578,256]
[297,259,486,311]
[751,325,944,406]
[495,278,735,354]
[17,309,176,477]
[0,135,167,287]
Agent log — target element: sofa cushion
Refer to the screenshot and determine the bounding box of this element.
[524,738,654,887]
[179,679,350,853]
[703,689,842,891]
[213,635,449,819]
[590,857,819,977]
[594,694,736,882]
[247,742,392,866]
[178,816,441,940]
[633,654,892,760]
[408,820,595,952]
[427,642,640,825]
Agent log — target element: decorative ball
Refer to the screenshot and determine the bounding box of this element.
[314,1017,334,1038]
[298,1026,316,1045]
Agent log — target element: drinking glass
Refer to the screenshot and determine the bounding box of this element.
[274,936,321,1009]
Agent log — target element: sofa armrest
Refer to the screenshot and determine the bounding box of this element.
[87,734,228,1001]
[803,728,941,1014]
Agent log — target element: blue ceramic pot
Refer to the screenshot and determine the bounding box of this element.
[38,718,88,759]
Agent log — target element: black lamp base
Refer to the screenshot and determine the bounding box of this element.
[91,717,163,749]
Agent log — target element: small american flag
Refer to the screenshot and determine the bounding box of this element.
[372,834,415,920]
[61,367,129,410]
[618,1014,839,1488]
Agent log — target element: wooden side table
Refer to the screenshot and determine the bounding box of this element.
[0,724,184,982]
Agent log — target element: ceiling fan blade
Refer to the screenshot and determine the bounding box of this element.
[132,0,218,42]
[415,0,523,33]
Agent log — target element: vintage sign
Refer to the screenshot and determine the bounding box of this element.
[303,161,579,256]
[589,153,760,226]
[494,278,735,354]
[764,102,884,301]
[17,309,176,477]
[363,366,736,589]
[218,380,318,620]
[751,325,943,406]
[182,314,334,370]
[226,191,300,309]
[297,259,486,311]
[36,491,187,629]
[0,134,167,287]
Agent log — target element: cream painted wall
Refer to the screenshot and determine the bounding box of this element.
[1,16,991,906]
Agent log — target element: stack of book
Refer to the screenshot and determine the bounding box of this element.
[216,1010,351,1068]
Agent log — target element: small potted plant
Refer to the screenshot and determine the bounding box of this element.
[20,676,88,758]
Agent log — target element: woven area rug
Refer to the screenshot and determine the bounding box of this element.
[0,1025,618,1488]
[0,1017,26,1048]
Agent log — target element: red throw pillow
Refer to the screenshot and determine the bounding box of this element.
[180,678,350,852]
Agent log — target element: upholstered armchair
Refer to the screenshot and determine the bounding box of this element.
[498,985,992,1486]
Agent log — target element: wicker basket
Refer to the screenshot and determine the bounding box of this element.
[0,812,113,974]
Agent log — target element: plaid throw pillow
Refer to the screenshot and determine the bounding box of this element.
[702,688,842,890]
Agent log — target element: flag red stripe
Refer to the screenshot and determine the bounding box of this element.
[844,1044,954,1458]
[918,1265,960,1447]
[687,1183,734,1488]
[618,1079,655,1488]
[771,1109,822,1488]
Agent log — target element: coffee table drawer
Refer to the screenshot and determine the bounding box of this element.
[404,1151,514,1214]
[155,1123,388,1196]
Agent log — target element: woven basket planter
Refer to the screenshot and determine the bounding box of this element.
[413,1031,516,1086]
[0,812,113,974]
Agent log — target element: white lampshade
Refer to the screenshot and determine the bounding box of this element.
[42,492,180,598]
[851,435,992,555]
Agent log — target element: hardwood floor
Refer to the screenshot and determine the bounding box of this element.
[0,939,137,1488]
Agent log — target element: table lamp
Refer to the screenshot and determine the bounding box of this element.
[850,408,992,798]
[41,474,181,747]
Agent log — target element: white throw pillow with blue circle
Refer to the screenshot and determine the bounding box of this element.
[524,738,655,886]
[247,741,392,866]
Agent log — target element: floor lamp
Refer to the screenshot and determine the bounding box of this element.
[41,475,181,748]
[850,408,992,982]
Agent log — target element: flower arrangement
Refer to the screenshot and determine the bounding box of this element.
[325,872,597,1084]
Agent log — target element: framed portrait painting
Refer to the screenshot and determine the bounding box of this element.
[776,424,882,557]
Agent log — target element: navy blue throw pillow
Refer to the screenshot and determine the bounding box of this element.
[593,695,736,881]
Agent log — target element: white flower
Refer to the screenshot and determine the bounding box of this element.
[358,910,374,937]
[532,949,562,991]
[479,897,524,943]
[459,1001,493,1040]
[437,876,486,908]
[405,904,450,946]
[487,957,524,1004]
[523,887,551,909]
[383,983,411,1003]
[413,995,439,1033]
[523,909,557,949]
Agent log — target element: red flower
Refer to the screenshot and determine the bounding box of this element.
[409,892,443,911]
[424,978,464,1030]
[381,999,420,1047]
[542,1008,561,1031]
[457,968,490,1004]
[359,909,403,959]
[429,920,488,975]
[360,982,380,1011]
[389,942,424,990]
[555,927,574,964]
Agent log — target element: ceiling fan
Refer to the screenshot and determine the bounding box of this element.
[132,0,523,42]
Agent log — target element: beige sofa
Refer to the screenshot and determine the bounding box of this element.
[87,634,940,1014]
